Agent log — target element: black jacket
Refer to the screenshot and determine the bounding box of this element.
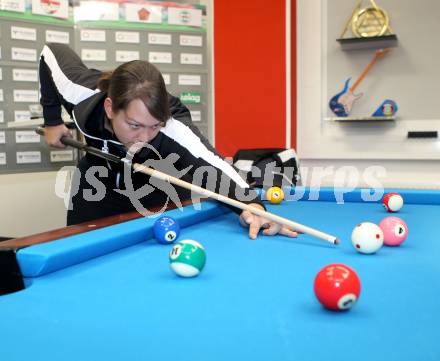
[39,43,262,214]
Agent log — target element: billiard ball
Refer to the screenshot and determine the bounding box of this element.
[314,264,361,311]
[169,240,206,277]
[266,186,284,204]
[153,216,180,244]
[351,222,384,254]
[379,216,408,246]
[383,192,404,212]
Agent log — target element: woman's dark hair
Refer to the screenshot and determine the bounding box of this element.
[97,60,170,123]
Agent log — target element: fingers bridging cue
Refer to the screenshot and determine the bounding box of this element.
[279,228,299,238]
[239,216,248,228]
[262,223,281,236]
[248,222,261,239]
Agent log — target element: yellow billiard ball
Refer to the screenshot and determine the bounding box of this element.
[266,186,284,204]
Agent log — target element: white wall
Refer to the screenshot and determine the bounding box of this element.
[298,159,440,189]
[297,0,440,188]
[0,172,68,238]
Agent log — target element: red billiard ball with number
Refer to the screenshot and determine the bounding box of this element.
[379,216,408,246]
[383,193,404,212]
[314,264,361,311]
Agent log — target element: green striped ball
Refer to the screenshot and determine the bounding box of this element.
[169,240,206,277]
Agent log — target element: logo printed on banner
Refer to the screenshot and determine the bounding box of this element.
[115,31,140,44]
[73,1,119,21]
[14,111,31,122]
[168,7,202,27]
[46,30,70,44]
[148,33,172,45]
[180,92,201,104]
[16,151,42,164]
[0,0,25,12]
[138,7,150,20]
[11,26,37,41]
[125,4,162,23]
[81,29,106,42]
[15,131,40,144]
[178,74,201,86]
[116,50,139,62]
[13,69,38,82]
[40,0,60,14]
[81,49,106,62]
[32,0,68,19]
[180,35,203,47]
[148,52,172,64]
[13,90,39,103]
[180,53,202,65]
[50,150,74,162]
[11,47,37,62]
[180,10,191,24]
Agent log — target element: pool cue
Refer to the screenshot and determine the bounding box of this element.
[7,119,75,131]
[36,127,340,245]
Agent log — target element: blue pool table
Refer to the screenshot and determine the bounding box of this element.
[0,188,439,361]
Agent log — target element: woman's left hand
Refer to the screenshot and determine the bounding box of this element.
[239,203,299,240]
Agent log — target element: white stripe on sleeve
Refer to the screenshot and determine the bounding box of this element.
[161,118,250,189]
[40,45,100,105]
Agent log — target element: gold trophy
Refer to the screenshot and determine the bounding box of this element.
[340,0,393,39]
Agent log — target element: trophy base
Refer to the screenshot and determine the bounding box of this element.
[337,34,398,51]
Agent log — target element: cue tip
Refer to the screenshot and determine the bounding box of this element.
[334,238,341,245]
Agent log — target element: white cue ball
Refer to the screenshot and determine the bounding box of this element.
[351,222,384,254]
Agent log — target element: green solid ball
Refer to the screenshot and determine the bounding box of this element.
[169,240,206,277]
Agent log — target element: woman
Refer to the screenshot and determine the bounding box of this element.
[39,43,297,239]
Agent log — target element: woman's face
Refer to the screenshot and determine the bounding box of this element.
[104,97,163,151]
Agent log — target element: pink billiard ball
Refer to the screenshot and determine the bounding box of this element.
[383,193,404,212]
[379,216,408,246]
[314,264,361,311]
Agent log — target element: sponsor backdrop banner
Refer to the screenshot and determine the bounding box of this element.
[0,0,208,173]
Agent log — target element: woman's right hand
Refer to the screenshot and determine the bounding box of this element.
[44,124,73,148]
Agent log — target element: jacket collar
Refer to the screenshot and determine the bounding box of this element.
[72,92,124,152]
